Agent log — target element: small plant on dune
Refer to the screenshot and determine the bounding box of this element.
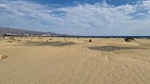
[124,38,135,42]
[9,37,15,41]
[0,54,8,60]
[89,39,92,42]
[8,40,13,43]
[64,39,67,42]
[9,36,14,39]
[17,39,21,41]
[26,40,31,42]
[38,38,42,41]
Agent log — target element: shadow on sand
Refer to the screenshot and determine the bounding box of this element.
[88,46,148,52]
[23,41,75,47]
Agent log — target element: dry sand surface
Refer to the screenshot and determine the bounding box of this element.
[0,37,150,84]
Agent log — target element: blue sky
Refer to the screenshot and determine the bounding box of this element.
[0,0,150,36]
[32,0,137,6]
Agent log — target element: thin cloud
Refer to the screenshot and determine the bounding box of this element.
[0,0,150,36]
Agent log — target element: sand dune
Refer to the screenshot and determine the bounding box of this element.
[0,37,150,84]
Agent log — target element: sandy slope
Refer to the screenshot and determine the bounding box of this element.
[0,37,150,84]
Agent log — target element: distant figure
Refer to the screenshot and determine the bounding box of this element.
[89,39,92,42]
[125,38,135,42]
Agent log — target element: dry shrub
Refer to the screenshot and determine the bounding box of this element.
[125,38,135,42]
[0,54,8,60]
[89,39,92,42]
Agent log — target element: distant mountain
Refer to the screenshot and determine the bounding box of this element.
[0,27,60,36]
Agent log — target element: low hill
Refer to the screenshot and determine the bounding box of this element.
[0,27,59,36]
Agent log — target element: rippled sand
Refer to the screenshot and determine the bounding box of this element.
[0,37,150,84]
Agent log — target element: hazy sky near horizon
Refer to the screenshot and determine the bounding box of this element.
[0,0,150,36]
